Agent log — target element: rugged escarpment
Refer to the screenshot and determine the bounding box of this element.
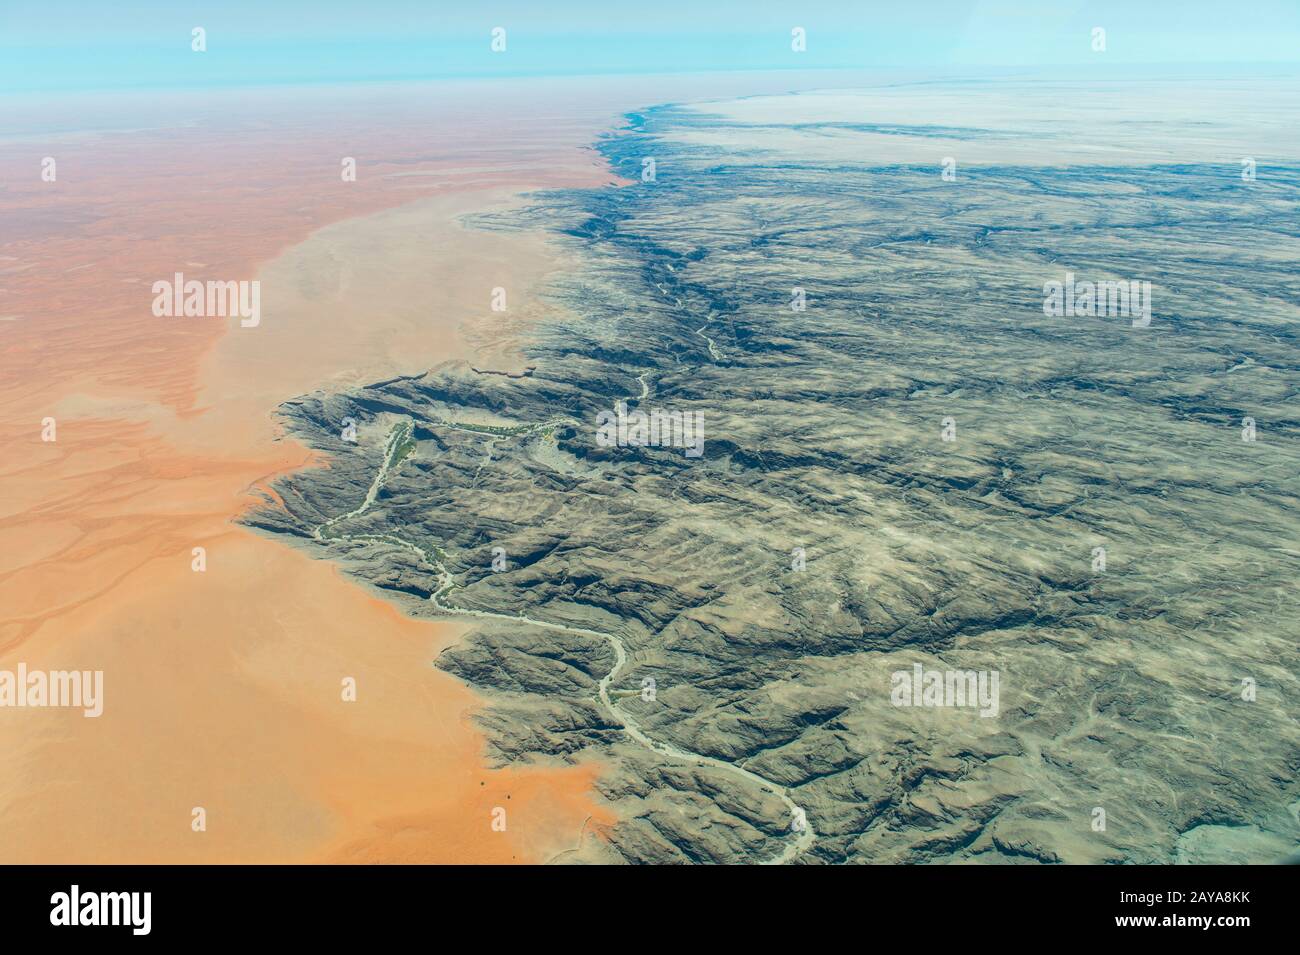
[249,101,1300,864]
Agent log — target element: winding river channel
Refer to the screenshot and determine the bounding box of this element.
[312,412,814,864]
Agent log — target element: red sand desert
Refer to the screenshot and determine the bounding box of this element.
[0,71,834,862]
[0,80,630,863]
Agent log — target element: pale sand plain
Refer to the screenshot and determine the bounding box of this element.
[673,76,1300,166]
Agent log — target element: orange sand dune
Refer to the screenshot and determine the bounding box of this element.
[0,79,636,863]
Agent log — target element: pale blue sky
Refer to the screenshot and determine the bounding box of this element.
[3,1,1299,92]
